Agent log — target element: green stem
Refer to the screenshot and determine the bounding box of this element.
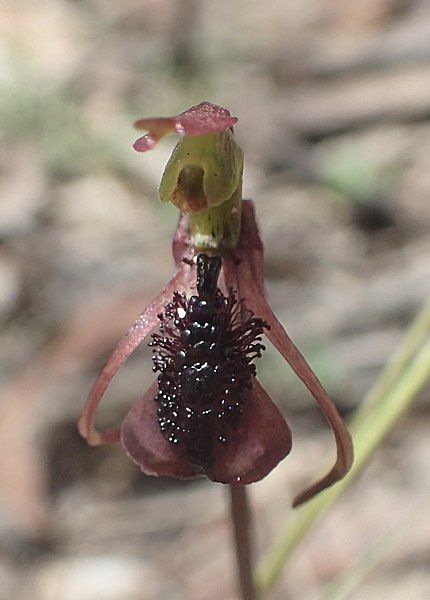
[352,298,430,428]
[229,484,258,600]
[256,300,430,593]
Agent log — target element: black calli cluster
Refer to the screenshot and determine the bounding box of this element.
[150,254,269,471]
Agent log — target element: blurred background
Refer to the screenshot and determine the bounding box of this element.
[1,0,430,598]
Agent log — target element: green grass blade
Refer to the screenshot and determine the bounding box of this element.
[257,302,430,594]
[353,299,430,428]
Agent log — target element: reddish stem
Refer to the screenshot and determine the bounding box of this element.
[228,484,257,600]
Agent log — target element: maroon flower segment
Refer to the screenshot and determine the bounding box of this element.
[77,215,195,446]
[133,102,238,152]
[225,201,354,506]
[150,254,269,474]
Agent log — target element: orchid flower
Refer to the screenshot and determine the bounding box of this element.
[78,102,353,507]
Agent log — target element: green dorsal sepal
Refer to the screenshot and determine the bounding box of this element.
[158,130,244,251]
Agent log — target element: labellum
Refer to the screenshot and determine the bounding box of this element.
[150,253,269,474]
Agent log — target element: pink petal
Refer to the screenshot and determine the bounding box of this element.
[235,202,353,506]
[210,379,292,484]
[77,261,196,446]
[171,102,238,136]
[133,119,174,152]
[120,381,198,478]
[133,102,238,152]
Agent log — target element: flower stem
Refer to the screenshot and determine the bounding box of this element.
[228,484,257,600]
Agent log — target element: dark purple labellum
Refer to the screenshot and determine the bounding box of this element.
[149,254,269,473]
